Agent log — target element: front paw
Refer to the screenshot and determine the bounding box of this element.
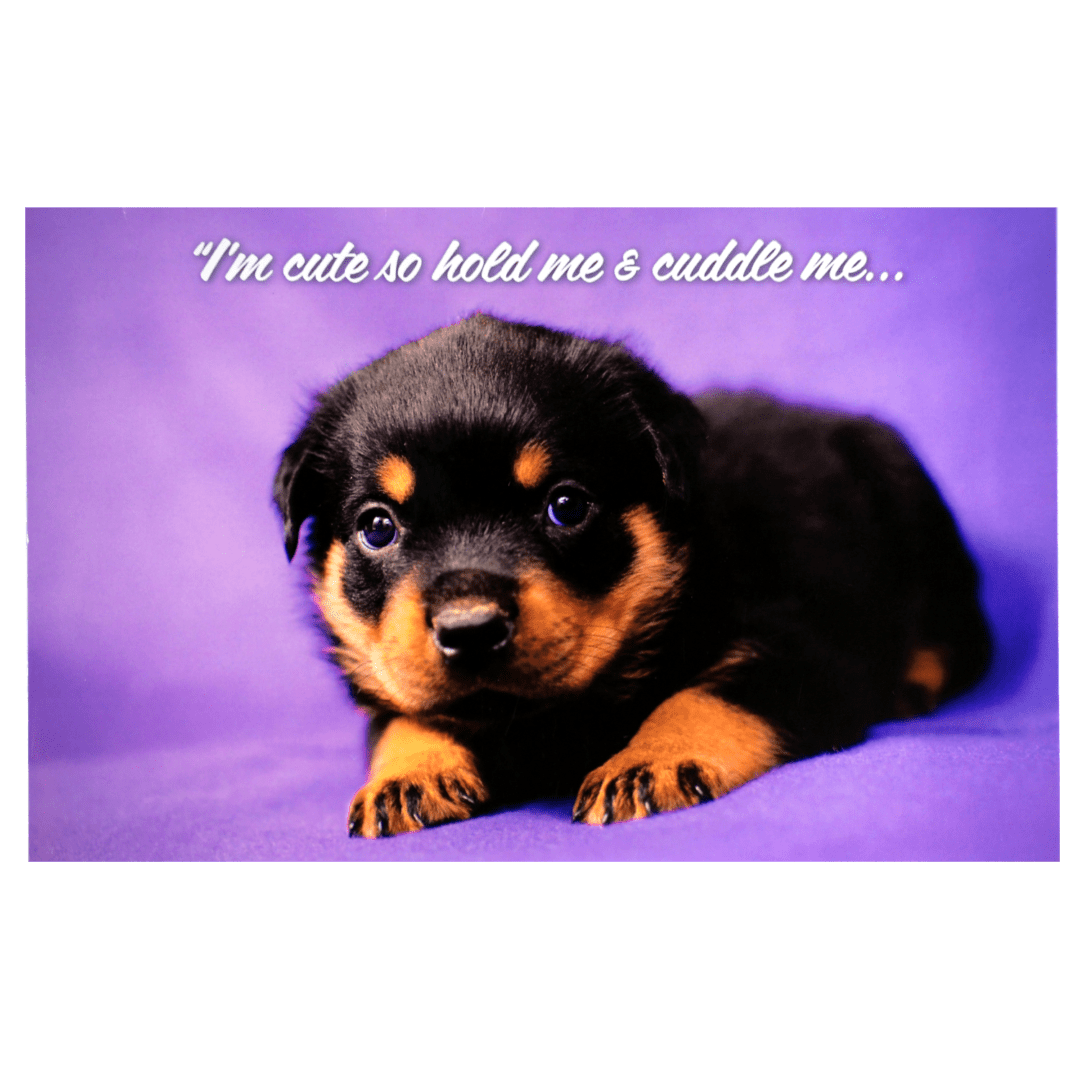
[348,769,487,838]
[572,755,722,826]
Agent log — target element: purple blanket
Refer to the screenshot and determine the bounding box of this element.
[27,208,1058,861]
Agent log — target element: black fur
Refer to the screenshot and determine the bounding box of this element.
[275,314,991,817]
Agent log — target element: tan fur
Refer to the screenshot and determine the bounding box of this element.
[315,506,686,714]
[314,541,389,706]
[512,441,551,488]
[375,454,416,503]
[348,718,487,837]
[512,505,687,690]
[315,541,448,713]
[905,646,948,704]
[574,688,782,825]
[700,640,762,685]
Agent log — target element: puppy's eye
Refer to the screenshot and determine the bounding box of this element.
[546,487,590,527]
[357,508,399,550]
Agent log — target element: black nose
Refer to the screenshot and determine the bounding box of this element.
[425,571,517,664]
[432,602,514,657]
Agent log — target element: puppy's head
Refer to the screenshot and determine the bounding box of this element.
[274,315,704,716]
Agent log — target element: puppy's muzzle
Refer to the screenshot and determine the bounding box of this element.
[426,571,518,666]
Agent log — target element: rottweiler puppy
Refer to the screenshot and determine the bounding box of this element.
[274,314,991,837]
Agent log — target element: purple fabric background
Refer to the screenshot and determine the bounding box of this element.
[27,208,1057,860]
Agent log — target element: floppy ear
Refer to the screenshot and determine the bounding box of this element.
[635,385,707,502]
[273,434,321,561]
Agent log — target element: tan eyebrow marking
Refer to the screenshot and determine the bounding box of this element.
[375,454,416,503]
[513,441,551,489]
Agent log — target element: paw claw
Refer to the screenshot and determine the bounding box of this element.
[601,780,617,825]
[635,768,657,815]
[572,780,601,823]
[404,784,428,828]
[576,757,724,825]
[374,792,390,837]
[452,780,478,807]
[348,768,487,838]
[677,762,715,804]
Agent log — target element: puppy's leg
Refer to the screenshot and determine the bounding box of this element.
[348,718,487,838]
[573,689,782,825]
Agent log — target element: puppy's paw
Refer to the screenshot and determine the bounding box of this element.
[347,769,487,838]
[572,690,781,825]
[572,753,722,826]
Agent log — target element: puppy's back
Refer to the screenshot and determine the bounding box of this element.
[693,390,990,735]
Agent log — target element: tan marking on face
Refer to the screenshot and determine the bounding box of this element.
[574,689,783,825]
[314,540,387,704]
[905,646,948,698]
[316,505,685,713]
[511,505,687,692]
[315,540,451,713]
[375,454,416,503]
[512,441,551,488]
[377,575,456,711]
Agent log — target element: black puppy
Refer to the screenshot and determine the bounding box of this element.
[274,315,990,837]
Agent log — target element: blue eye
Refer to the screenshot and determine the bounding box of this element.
[546,488,589,527]
[358,508,398,550]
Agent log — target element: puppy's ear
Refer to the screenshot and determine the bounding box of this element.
[273,434,322,561]
[636,386,707,502]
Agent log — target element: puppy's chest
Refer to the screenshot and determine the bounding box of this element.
[461,696,654,801]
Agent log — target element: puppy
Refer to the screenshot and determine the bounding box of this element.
[274,314,991,837]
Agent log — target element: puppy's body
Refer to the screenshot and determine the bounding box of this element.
[274,316,990,836]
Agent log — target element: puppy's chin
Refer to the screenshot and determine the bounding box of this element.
[430,688,548,724]
[314,506,687,716]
